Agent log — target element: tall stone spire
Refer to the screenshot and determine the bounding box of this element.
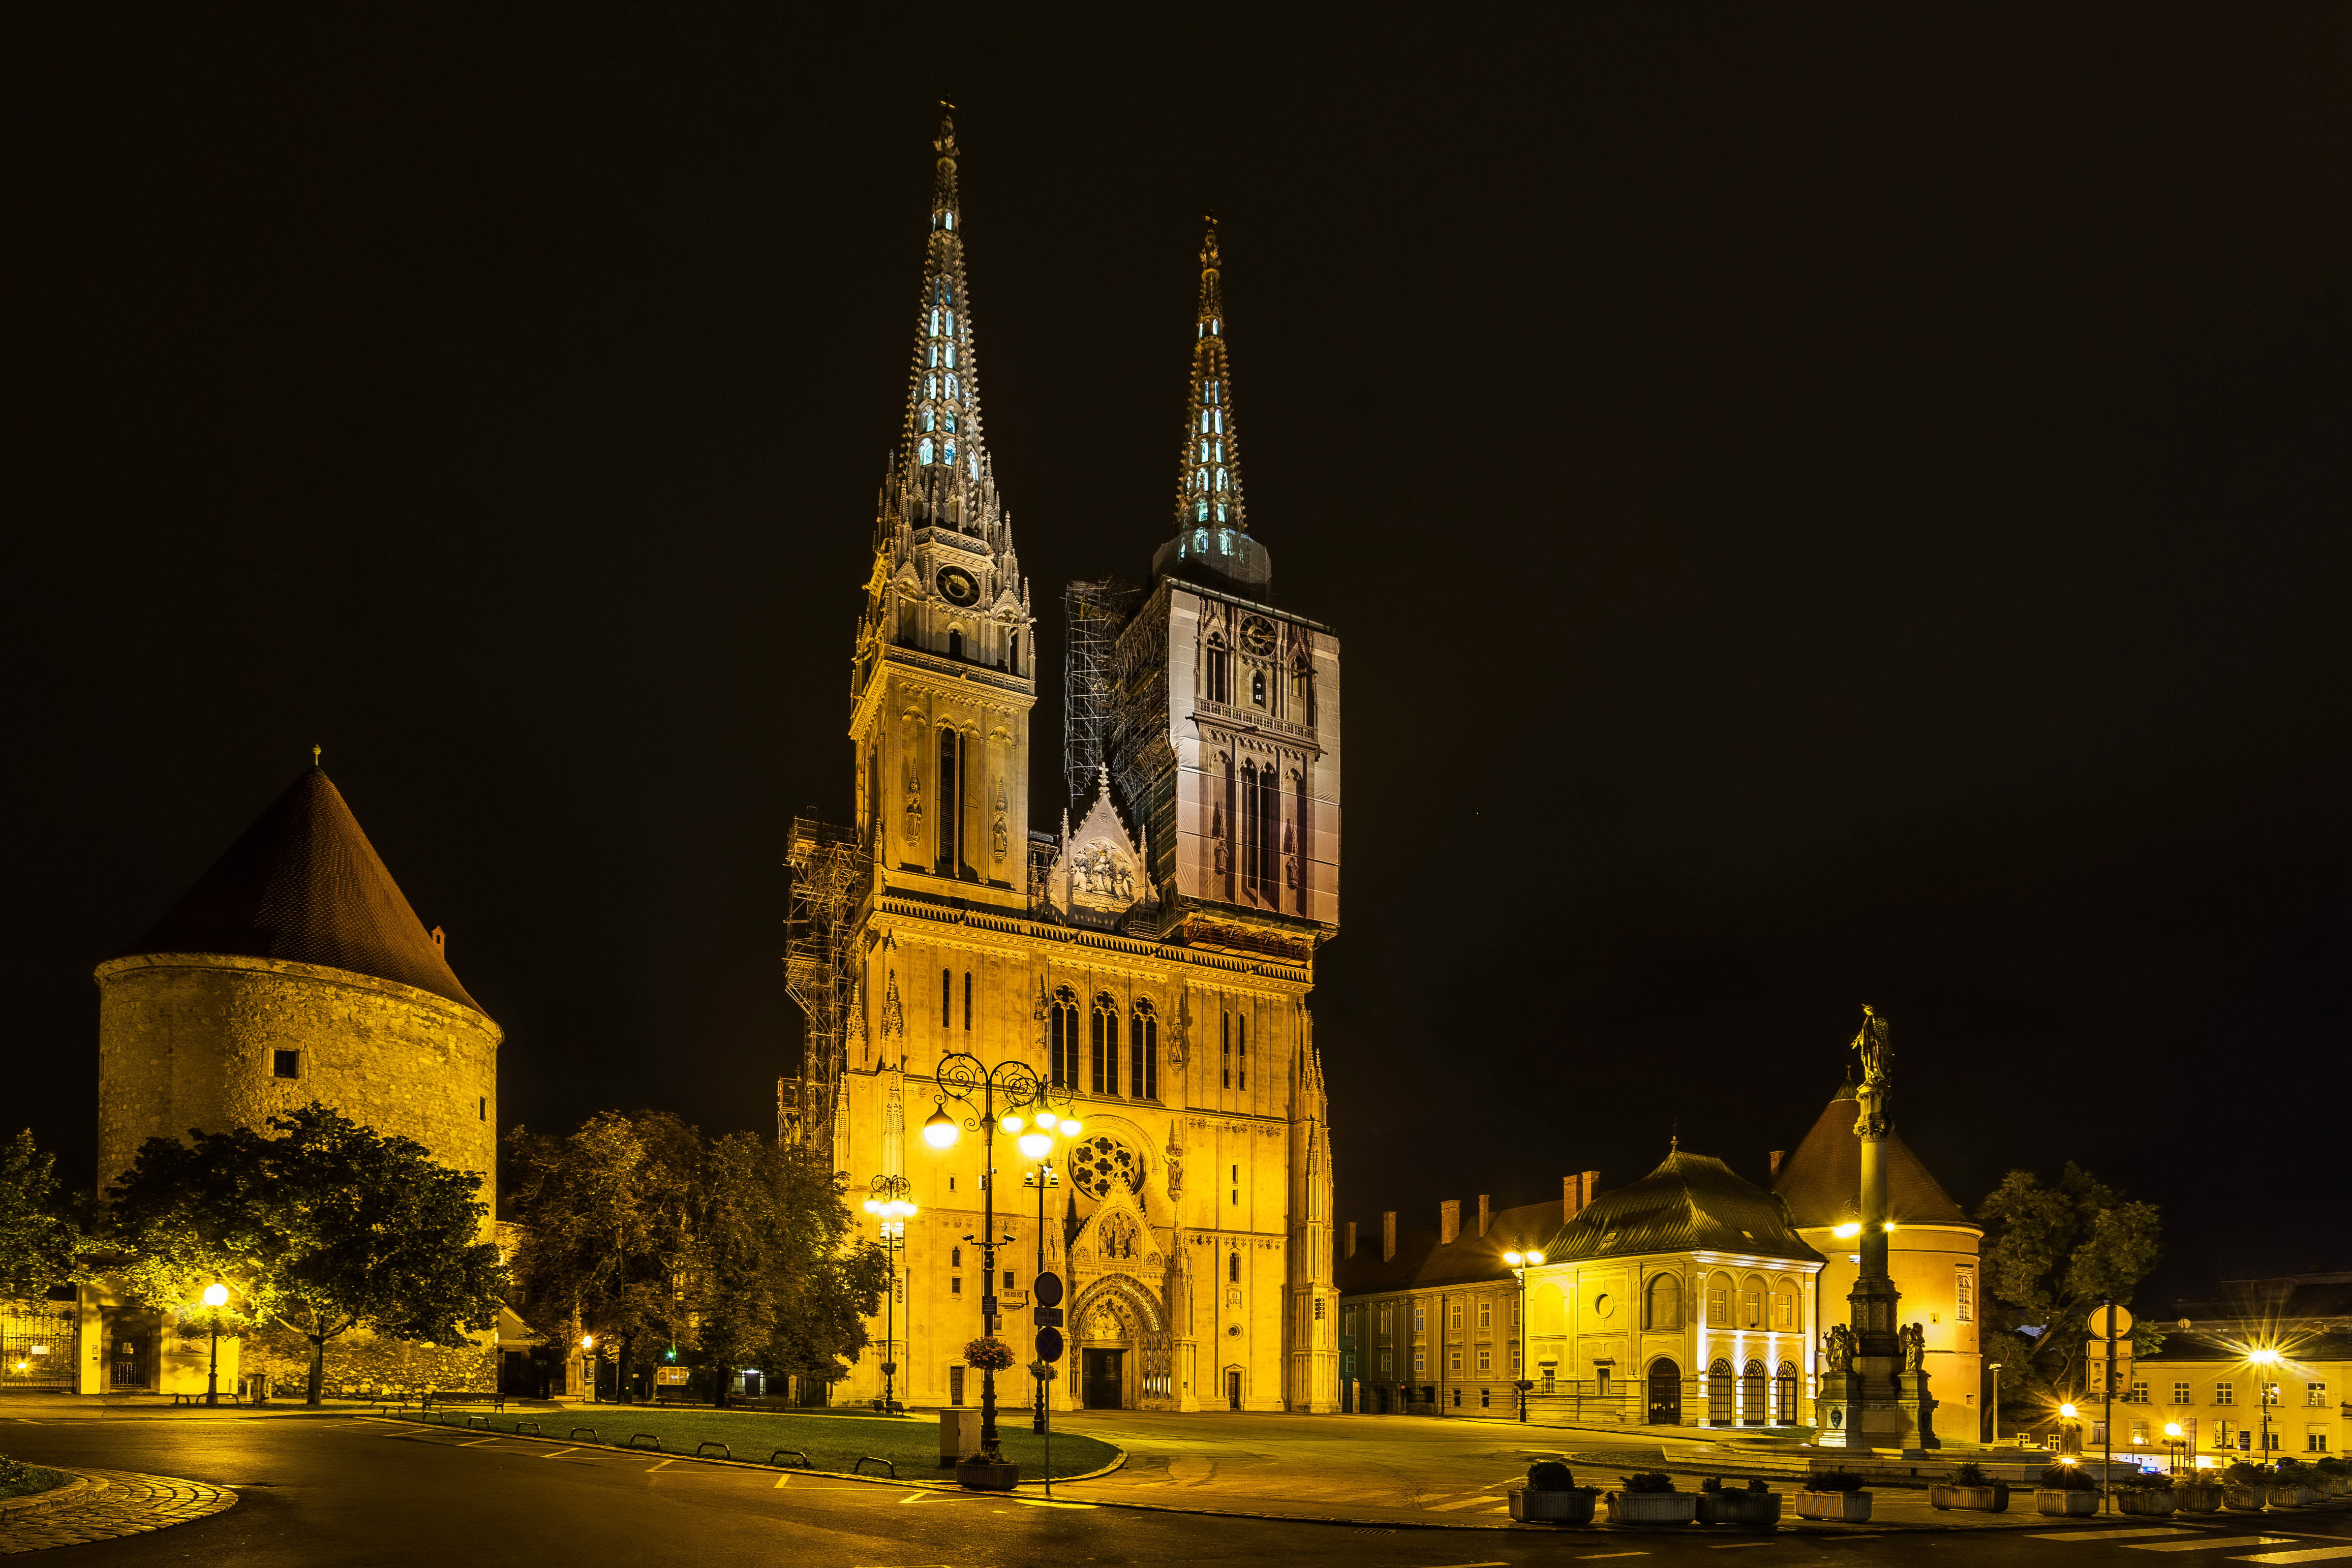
[879,107,1010,551]
[1175,218,1245,533]
[1153,217,1270,593]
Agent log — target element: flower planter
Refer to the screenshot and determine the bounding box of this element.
[2035,1489,2099,1517]
[1793,1490,1873,1522]
[1930,1483,2008,1513]
[2116,1490,2176,1517]
[1508,1487,1598,1524]
[2223,1485,2267,1512]
[1695,1490,1782,1526]
[2173,1483,2223,1514]
[1606,1491,1698,1525]
[954,1458,1020,1492]
[2267,1485,2317,1509]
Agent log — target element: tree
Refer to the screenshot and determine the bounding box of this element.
[1,1130,93,1308]
[107,1103,506,1404]
[1977,1162,2163,1418]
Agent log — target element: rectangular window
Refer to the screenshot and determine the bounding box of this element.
[1449,1301,1462,1331]
[1003,1271,1014,1290]
[1414,1349,1425,1375]
[2174,1381,2192,1405]
[1742,1289,1762,1328]
[478,1096,486,1120]
[1379,1305,1392,1335]
[1955,1268,1974,1323]
[964,972,972,1031]
[2214,1420,2235,1447]
[1379,1351,1392,1377]
[1477,1346,1492,1373]
[2130,1420,2149,1444]
[1709,1286,1729,1323]
[2128,1380,2148,1405]
[2308,1383,2328,1407]
[948,1366,966,1406]
[942,968,953,1027]
[1477,1301,1491,1330]
[2310,1426,2330,1453]
[1448,1348,1461,1375]
[951,1277,962,1295]
[272,1049,300,1079]
[2262,1382,2280,1406]
[2214,1381,2235,1406]
[1413,1305,1426,1334]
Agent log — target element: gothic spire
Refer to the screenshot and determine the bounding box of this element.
[884,107,1005,544]
[1174,217,1246,534]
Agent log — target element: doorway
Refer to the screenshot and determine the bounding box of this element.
[1647,1358,1682,1425]
[1082,1348,1125,1409]
[1226,1369,1243,1410]
[109,1329,154,1392]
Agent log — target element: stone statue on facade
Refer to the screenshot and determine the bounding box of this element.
[1824,1323,1855,1372]
[1901,1321,1927,1371]
[1851,1004,1891,1091]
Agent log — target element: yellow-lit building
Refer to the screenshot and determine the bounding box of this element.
[2126,1274,2352,1463]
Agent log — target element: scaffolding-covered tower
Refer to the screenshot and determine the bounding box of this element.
[780,816,861,1161]
[1063,578,1139,815]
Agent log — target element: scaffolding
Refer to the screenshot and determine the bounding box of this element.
[781,816,862,1158]
[1063,577,1139,815]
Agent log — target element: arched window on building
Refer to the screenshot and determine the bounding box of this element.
[1707,1359,1735,1426]
[1090,994,1119,1096]
[1205,633,1231,705]
[1742,1359,1768,1426]
[1229,1253,1241,1283]
[1049,988,1079,1088]
[935,727,962,876]
[919,437,934,466]
[946,629,963,660]
[1130,1003,1158,1101]
[1644,1272,1682,1331]
[1775,1361,1798,1423]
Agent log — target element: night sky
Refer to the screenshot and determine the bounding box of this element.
[15,7,2347,1312]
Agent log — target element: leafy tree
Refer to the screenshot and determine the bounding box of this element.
[1977,1162,2162,1417]
[107,1103,505,1404]
[1,1130,94,1307]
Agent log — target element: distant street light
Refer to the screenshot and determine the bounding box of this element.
[201,1282,229,1407]
[1501,1249,1545,1423]
[1989,1362,2004,1444]
[2249,1347,2281,1463]
[863,1176,919,1413]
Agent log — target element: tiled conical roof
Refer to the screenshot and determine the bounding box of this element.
[121,767,485,1014]
[1546,1150,1823,1265]
[1771,1086,1970,1228]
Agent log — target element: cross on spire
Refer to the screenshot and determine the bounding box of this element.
[1174,216,1246,535]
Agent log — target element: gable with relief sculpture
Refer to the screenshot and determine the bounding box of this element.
[1046,766,1153,928]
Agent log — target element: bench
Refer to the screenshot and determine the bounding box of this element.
[169,1391,243,1406]
[421,1391,506,1413]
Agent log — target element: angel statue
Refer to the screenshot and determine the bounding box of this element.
[1823,1323,1856,1373]
[1900,1321,1928,1372]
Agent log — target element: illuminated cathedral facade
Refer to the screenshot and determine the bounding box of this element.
[787,117,1342,1413]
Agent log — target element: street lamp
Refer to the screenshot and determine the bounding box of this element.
[863,1176,919,1414]
[924,1050,1077,1487]
[2165,1420,2184,1478]
[1989,1362,2004,1445]
[1501,1249,1545,1423]
[581,1335,597,1403]
[1022,1159,1063,1433]
[2249,1347,2281,1466]
[200,1282,229,1407]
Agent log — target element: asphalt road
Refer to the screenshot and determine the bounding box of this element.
[6,1416,2351,1567]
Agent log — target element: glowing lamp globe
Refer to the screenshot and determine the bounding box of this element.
[923,1108,959,1149]
[2165,1423,2183,1438]
[2060,1402,2078,1419]
[1018,1130,1053,1160]
[1035,1112,1059,1132]
[1061,1119,1083,1141]
[1001,1114,1024,1135]
[2249,1348,2279,1366]
[1528,1250,1546,1266]
[1832,1222,1861,1239]
[201,1283,229,1308]
[1504,1251,1523,1267]
[863,1197,881,1215]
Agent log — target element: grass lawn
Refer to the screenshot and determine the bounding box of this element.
[0,1461,72,1500]
[404,1406,1119,1481]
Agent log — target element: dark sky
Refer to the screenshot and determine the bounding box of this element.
[15,6,2348,1313]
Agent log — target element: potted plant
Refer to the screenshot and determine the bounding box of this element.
[1931,1460,2010,1513]
[1794,1471,1874,1522]
[1606,1471,1697,1525]
[2222,1461,2270,1512]
[2114,1469,2177,1517]
[2173,1469,2224,1513]
[1509,1461,1599,1525]
[2314,1456,2349,1498]
[1695,1476,1781,1527]
[2035,1462,2100,1516]
[2268,1458,2317,1509]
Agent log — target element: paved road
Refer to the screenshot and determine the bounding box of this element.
[5,1415,2351,1566]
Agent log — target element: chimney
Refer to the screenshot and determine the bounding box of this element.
[1382,1211,1397,1262]
[1564,1175,1577,1223]
[1440,1200,1461,1246]
[1582,1170,1601,1212]
[1344,1220,1357,1259]
[1768,1149,1786,1179]
[1477,1194,1490,1238]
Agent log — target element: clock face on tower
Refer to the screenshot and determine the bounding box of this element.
[1240,616,1276,657]
[935,566,980,606]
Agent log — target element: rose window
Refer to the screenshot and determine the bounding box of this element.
[1071,1135,1143,1198]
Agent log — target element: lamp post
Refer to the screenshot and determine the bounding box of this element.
[200,1283,229,1406]
[862,1175,918,1415]
[1989,1362,2004,1445]
[2164,1421,2184,1478]
[581,1335,596,1402]
[1502,1248,1545,1423]
[1022,1158,1064,1433]
[2249,1347,2280,1470]
[922,1051,1076,1486]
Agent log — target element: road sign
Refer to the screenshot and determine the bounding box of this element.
[1036,1327,1065,1363]
[1033,1306,1063,1328]
[654,1367,690,1385]
[1034,1272,1064,1308]
[2094,1305,2135,1338]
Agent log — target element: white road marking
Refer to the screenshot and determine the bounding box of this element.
[773,1471,789,1487]
[898,1491,928,1504]
[1710,1546,1782,1551]
[458,1437,499,1447]
[1005,1497,1096,1509]
[645,1458,673,1472]
[2033,1529,2213,1542]
[1578,1556,1650,1561]
[2128,1541,2299,1554]
[1429,1495,1500,1511]
[538,1447,579,1459]
[2231,1551,2352,1565]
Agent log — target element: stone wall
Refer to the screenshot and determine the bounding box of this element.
[94,953,501,1212]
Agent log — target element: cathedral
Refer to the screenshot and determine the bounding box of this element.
[782,116,1342,1414]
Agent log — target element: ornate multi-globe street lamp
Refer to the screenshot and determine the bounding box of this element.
[1501,1248,1545,1423]
[862,1174,918,1413]
[921,1051,1079,1488]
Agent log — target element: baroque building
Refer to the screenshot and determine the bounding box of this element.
[786,117,1342,1413]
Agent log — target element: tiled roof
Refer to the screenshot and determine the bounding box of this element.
[1335,1198,1566,1296]
[1548,1151,1824,1266]
[2138,1328,2352,1363]
[2173,1274,2352,1326]
[1770,1086,1972,1228]
[121,767,486,1014]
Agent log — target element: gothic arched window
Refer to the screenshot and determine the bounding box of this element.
[1049,988,1079,1089]
[1090,994,1119,1096]
[945,373,959,400]
[1229,1252,1241,1283]
[947,629,963,660]
[918,438,934,466]
[1129,1003,1158,1101]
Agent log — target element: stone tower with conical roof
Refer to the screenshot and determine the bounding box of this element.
[93,765,502,1206]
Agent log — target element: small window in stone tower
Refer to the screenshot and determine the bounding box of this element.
[1250,670,1265,706]
[272,1050,299,1079]
[1229,1253,1241,1283]
[478,1096,486,1121]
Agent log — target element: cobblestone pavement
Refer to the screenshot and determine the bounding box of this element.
[0,1468,237,1554]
